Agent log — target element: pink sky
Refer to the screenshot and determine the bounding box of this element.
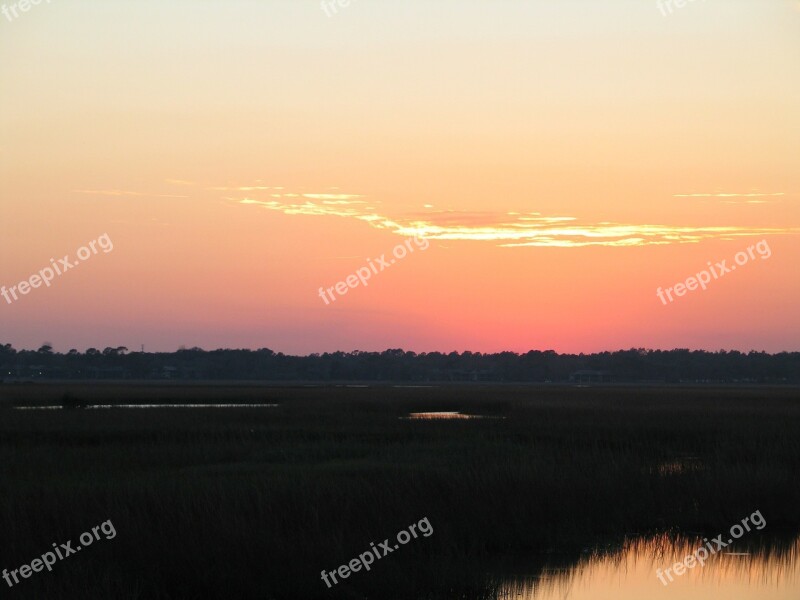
[1,0,799,353]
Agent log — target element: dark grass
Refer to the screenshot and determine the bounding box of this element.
[0,384,798,599]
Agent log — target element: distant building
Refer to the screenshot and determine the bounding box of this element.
[569,370,612,384]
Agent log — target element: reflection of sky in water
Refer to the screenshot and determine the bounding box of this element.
[495,535,800,600]
[406,412,476,420]
[403,412,505,420]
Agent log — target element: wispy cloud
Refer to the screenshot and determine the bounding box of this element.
[674,192,786,201]
[210,185,277,191]
[719,200,776,205]
[73,180,799,247]
[302,193,364,201]
[239,196,800,248]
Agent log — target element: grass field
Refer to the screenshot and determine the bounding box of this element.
[1,384,798,599]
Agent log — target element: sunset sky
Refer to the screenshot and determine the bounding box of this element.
[1,0,799,353]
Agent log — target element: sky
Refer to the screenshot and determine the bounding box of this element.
[1,0,799,354]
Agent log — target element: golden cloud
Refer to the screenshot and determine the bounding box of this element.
[239,196,800,248]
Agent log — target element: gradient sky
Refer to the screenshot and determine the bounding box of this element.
[1,0,799,353]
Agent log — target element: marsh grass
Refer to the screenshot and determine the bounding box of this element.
[0,384,798,598]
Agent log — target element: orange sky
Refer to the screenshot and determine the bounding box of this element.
[1,0,799,353]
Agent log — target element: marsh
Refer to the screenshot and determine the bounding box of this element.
[1,383,798,599]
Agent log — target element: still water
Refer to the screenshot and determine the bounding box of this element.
[403,412,505,420]
[493,535,800,600]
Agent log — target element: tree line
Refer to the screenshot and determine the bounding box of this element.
[1,344,799,383]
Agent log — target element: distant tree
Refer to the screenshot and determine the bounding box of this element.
[0,345,798,384]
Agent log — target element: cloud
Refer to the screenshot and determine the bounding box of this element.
[209,185,276,191]
[673,192,786,202]
[239,196,800,248]
[302,193,364,201]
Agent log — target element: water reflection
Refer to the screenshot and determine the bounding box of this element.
[402,412,505,420]
[654,456,703,475]
[493,535,800,600]
[405,411,477,420]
